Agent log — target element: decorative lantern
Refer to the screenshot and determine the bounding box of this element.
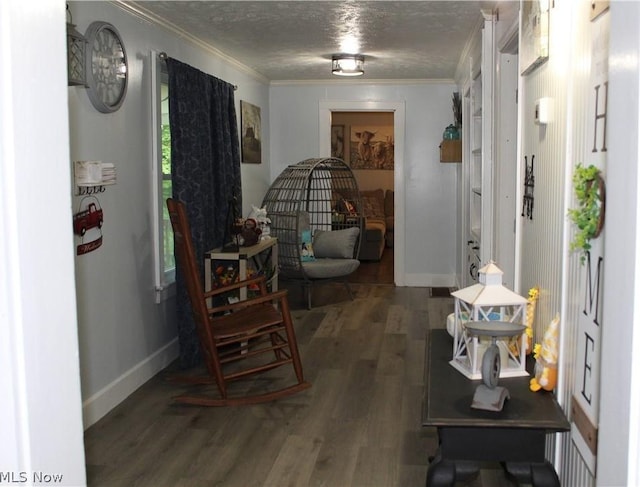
[66,6,87,87]
[450,261,529,380]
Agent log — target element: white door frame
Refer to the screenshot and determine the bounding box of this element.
[319,100,406,286]
[495,18,520,291]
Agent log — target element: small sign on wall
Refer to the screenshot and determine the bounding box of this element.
[570,7,609,475]
[74,160,116,187]
[73,196,104,255]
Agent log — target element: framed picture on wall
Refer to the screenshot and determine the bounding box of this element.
[520,0,550,76]
[331,125,345,159]
[241,101,262,163]
[349,126,394,170]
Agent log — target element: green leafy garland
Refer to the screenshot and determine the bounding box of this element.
[567,163,605,263]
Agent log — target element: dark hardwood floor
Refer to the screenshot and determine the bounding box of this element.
[84,260,517,486]
[349,246,394,285]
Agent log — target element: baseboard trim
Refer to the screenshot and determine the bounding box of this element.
[82,338,179,429]
[403,273,456,288]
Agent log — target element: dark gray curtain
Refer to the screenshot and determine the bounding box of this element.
[167,58,241,368]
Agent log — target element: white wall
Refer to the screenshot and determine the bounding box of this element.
[270,83,459,285]
[1,0,86,484]
[599,4,640,485]
[69,1,271,427]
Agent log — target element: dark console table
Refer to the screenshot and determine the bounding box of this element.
[422,329,570,487]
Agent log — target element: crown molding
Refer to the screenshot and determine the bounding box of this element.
[270,78,456,87]
[112,1,269,85]
[454,13,485,84]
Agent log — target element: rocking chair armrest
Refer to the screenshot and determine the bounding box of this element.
[207,289,289,315]
[203,275,269,299]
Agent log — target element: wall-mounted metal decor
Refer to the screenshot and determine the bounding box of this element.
[84,21,128,112]
[521,155,535,220]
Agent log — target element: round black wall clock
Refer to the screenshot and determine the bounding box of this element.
[84,21,128,113]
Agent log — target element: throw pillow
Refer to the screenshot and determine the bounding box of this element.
[362,195,385,219]
[313,227,360,259]
[301,229,315,261]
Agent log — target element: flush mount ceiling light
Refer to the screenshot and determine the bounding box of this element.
[331,54,365,76]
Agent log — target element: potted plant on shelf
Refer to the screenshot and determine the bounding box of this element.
[567,163,605,263]
[452,92,462,130]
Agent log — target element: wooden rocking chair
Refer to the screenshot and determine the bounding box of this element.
[166,198,310,406]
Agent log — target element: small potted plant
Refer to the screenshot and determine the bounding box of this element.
[452,92,462,129]
[567,163,605,263]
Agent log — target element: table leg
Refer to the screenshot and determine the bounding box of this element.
[426,451,479,487]
[504,460,561,487]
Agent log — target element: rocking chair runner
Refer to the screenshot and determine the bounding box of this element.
[166,198,310,406]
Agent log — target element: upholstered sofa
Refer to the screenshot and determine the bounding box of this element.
[359,189,394,261]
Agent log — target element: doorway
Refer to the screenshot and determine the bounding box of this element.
[331,111,394,284]
[319,100,406,286]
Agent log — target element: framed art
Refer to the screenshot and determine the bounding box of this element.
[331,125,345,159]
[349,126,394,170]
[241,101,262,163]
[520,0,550,76]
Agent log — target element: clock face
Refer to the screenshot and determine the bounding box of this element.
[84,22,128,113]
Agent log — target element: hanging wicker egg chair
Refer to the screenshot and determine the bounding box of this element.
[261,157,363,308]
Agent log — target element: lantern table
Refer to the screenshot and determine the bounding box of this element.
[423,329,570,487]
[450,262,529,380]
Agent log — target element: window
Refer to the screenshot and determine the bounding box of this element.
[152,54,175,302]
[160,70,175,280]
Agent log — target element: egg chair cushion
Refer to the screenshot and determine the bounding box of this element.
[313,227,360,259]
[301,258,360,279]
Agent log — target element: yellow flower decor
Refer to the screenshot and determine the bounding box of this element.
[525,287,539,355]
[530,314,560,392]
[511,286,539,357]
[532,343,541,360]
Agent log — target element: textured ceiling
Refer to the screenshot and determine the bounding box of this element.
[124,1,502,82]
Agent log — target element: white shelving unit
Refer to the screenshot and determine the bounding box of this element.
[470,70,483,243]
[464,10,495,285]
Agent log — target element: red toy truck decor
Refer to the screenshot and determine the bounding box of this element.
[73,202,103,236]
[73,197,105,255]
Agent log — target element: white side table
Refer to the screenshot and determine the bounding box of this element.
[204,238,278,302]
